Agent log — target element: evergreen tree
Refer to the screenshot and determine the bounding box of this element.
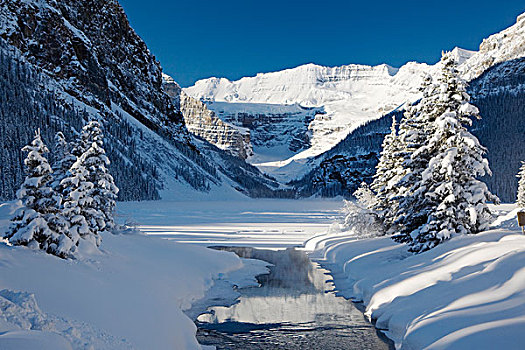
[517,161,525,208]
[369,115,404,232]
[370,115,400,209]
[390,75,441,242]
[52,132,76,193]
[60,155,98,246]
[408,52,498,252]
[80,121,119,232]
[4,130,72,257]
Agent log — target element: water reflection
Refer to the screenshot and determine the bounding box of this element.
[196,248,393,350]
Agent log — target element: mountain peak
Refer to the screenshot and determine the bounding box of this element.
[450,47,476,65]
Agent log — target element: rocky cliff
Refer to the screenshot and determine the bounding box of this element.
[161,73,252,159]
[208,101,323,158]
[179,93,253,159]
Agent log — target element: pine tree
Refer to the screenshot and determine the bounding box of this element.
[390,75,441,242]
[517,161,525,208]
[52,132,76,194]
[408,52,498,253]
[4,130,72,257]
[80,121,119,232]
[60,155,98,246]
[371,115,400,208]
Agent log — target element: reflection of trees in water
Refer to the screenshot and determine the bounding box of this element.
[218,247,319,292]
[198,247,392,350]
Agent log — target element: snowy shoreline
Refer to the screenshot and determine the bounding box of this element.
[305,204,525,349]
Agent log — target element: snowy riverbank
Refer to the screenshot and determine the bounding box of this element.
[0,201,268,349]
[306,204,525,349]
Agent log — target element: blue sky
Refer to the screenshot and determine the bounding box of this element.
[119,0,525,87]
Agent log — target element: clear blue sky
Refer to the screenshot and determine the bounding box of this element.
[119,0,525,87]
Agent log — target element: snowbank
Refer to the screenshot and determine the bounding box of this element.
[0,201,268,349]
[307,205,525,349]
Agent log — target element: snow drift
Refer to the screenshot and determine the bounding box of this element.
[306,205,525,349]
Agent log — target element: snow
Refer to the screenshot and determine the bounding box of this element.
[185,62,434,178]
[306,204,525,349]
[116,199,343,249]
[0,201,269,349]
[2,193,525,349]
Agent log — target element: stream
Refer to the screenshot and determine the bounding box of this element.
[193,247,393,350]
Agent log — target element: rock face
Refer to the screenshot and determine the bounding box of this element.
[179,93,253,159]
[162,73,182,112]
[161,73,252,159]
[208,101,323,154]
[0,0,185,139]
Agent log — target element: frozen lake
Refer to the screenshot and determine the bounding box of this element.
[117,199,343,248]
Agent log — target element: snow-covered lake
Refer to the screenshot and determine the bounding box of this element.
[117,199,344,248]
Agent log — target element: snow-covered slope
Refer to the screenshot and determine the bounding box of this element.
[185,13,525,183]
[460,13,525,81]
[0,201,268,349]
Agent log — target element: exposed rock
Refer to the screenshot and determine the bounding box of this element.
[208,102,322,154]
[0,0,186,140]
[161,73,252,159]
[461,13,525,81]
[179,93,253,159]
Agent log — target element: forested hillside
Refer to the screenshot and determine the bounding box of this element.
[470,57,525,202]
[0,43,161,200]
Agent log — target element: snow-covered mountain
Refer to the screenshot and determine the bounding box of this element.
[185,61,434,169]
[0,0,291,201]
[185,13,525,184]
[2,0,523,201]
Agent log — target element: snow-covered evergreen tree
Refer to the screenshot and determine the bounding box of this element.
[354,182,378,209]
[60,121,119,247]
[4,131,73,257]
[52,132,76,194]
[408,53,498,253]
[370,114,407,230]
[80,121,119,232]
[371,115,400,208]
[341,182,384,237]
[517,161,525,208]
[60,155,98,247]
[390,75,440,242]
